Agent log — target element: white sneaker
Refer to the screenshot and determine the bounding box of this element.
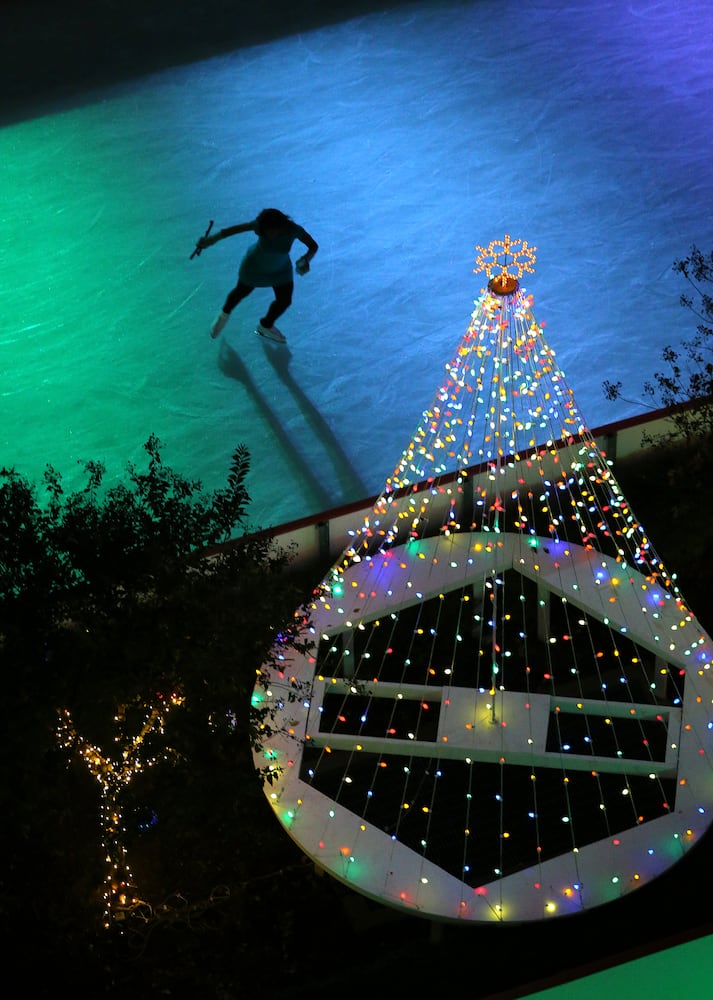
[210,311,230,339]
[257,322,286,343]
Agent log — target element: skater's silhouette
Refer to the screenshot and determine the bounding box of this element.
[195,208,318,344]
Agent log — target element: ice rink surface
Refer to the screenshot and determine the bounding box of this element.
[2,0,712,529]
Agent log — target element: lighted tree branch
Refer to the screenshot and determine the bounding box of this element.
[56,691,184,927]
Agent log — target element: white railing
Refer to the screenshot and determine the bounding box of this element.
[222,404,684,573]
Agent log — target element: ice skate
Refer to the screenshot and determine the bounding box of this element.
[210,311,230,339]
[257,321,286,343]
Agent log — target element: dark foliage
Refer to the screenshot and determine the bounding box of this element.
[0,436,317,993]
[603,246,713,537]
[604,245,713,448]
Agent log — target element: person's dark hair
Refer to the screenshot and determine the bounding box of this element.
[256,208,292,233]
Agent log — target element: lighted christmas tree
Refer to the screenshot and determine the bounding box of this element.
[253,238,713,922]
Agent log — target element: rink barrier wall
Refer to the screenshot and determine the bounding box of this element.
[207,402,697,574]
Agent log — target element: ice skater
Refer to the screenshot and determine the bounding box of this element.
[194,208,318,343]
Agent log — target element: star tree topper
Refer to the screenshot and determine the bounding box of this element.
[475,234,537,295]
